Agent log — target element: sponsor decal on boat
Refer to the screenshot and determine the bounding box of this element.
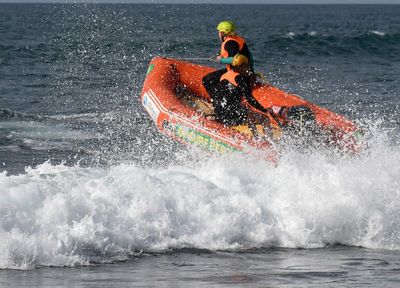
[142,91,160,122]
[174,124,237,153]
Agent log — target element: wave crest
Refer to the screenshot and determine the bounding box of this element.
[1,139,400,269]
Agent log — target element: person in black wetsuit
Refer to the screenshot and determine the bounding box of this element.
[210,54,271,133]
[202,21,255,100]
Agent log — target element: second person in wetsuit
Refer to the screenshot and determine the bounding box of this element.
[210,54,270,132]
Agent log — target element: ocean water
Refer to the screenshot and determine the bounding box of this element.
[0,3,400,287]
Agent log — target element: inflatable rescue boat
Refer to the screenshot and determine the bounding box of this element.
[140,57,362,163]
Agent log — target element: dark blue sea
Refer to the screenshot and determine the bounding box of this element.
[1,3,400,287]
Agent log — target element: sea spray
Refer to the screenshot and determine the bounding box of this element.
[1,135,400,269]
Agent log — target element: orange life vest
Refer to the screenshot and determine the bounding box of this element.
[220,35,246,69]
[220,69,240,87]
[220,35,246,58]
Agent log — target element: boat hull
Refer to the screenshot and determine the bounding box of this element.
[140,57,362,162]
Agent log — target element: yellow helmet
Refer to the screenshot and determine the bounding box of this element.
[216,21,236,34]
[232,54,248,67]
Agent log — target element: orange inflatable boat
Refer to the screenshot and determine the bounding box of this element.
[140,57,363,163]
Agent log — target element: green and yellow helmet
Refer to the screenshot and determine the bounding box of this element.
[216,21,236,34]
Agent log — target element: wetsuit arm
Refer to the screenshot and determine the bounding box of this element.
[220,57,233,64]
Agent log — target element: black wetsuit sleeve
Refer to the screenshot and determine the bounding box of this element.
[237,75,269,113]
[224,40,240,57]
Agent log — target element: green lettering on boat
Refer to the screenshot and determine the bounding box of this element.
[174,124,237,153]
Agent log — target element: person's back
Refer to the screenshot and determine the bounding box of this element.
[212,54,272,138]
[213,72,248,126]
[211,55,253,126]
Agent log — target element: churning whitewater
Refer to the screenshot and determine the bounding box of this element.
[1,129,399,269]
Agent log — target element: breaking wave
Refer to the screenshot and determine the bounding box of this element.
[1,128,399,269]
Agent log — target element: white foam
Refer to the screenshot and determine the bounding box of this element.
[47,111,115,122]
[0,132,400,269]
[369,30,386,37]
[286,32,296,39]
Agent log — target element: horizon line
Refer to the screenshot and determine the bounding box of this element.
[0,1,399,4]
